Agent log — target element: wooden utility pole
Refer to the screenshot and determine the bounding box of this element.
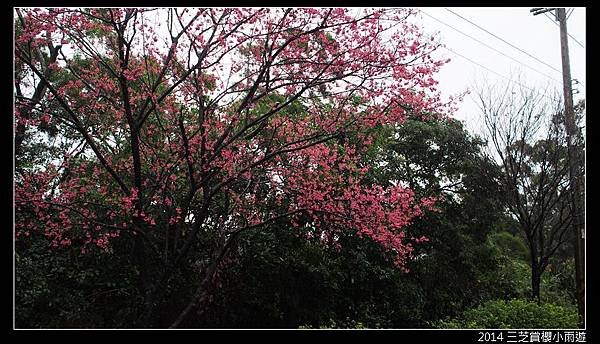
[556,7,585,328]
[531,7,585,327]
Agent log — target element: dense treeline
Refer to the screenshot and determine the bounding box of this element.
[16,118,581,328]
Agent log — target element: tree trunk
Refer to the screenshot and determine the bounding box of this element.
[132,230,154,328]
[169,258,221,328]
[138,284,156,328]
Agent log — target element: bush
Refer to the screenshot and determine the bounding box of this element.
[487,231,529,262]
[435,299,579,329]
[541,259,577,307]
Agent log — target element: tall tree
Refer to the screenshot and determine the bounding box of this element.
[14,8,456,327]
[477,81,580,302]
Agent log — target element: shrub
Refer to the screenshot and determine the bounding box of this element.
[435,299,579,329]
[487,231,529,262]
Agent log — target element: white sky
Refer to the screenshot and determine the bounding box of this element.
[413,7,586,136]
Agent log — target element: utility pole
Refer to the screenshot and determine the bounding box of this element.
[531,7,585,327]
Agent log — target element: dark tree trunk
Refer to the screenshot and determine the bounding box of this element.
[133,232,155,328]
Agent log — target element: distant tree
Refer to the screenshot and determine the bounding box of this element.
[477,81,582,302]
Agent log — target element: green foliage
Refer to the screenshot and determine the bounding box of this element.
[540,259,577,307]
[434,299,579,329]
[492,255,531,300]
[483,231,531,300]
[193,118,517,328]
[198,224,419,328]
[482,231,577,306]
[487,231,529,262]
[365,119,512,322]
[15,233,141,328]
[300,318,369,329]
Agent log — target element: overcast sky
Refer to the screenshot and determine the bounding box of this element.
[413,7,586,136]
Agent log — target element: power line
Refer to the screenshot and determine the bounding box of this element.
[543,12,556,23]
[441,45,557,102]
[419,9,562,85]
[444,8,564,75]
[542,11,585,49]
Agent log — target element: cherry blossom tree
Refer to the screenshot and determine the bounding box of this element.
[14,8,457,327]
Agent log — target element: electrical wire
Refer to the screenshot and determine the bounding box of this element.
[444,8,564,75]
[441,45,557,102]
[419,9,562,85]
[542,11,585,49]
